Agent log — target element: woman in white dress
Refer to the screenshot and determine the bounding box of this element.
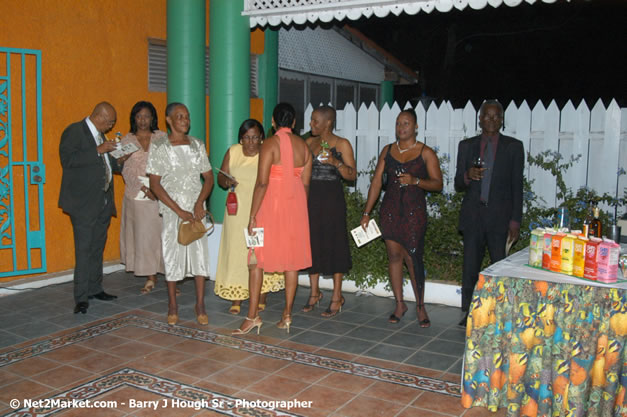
[146,103,214,325]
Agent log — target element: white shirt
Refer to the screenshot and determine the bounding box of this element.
[85,116,112,183]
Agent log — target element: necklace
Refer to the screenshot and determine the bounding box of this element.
[396,140,417,154]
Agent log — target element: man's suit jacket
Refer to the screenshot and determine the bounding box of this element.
[454,134,524,234]
[58,119,119,218]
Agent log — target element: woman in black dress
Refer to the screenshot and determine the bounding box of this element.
[303,106,356,317]
[360,109,442,327]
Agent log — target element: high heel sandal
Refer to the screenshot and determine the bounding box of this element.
[232,316,263,335]
[302,292,323,313]
[276,315,292,334]
[417,304,431,328]
[388,301,408,324]
[229,304,241,315]
[321,296,345,318]
[258,303,266,312]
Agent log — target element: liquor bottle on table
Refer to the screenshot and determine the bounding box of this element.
[582,203,592,237]
[589,206,603,238]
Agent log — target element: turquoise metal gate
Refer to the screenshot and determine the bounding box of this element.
[0,47,46,278]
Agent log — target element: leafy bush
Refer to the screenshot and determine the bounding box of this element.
[343,148,625,287]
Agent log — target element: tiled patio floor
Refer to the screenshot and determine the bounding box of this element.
[0,270,503,416]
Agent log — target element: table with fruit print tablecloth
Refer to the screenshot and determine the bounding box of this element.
[462,247,627,417]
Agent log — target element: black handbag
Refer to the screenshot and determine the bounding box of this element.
[381,144,392,190]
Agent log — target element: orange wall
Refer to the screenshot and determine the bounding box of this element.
[250,29,265,122]
[0,0,168,280]
[0,0,265,280]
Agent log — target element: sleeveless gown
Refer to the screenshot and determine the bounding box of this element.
[307,148,352,274]
[256,128,312,272]
[380,145,429,289]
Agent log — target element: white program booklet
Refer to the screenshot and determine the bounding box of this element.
[244,228,264,247]
[135,176,151,201]
[110,142,139,159]
[351,219,382,247]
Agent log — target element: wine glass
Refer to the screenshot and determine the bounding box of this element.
[395,166,407,187]
[473,156,484,169]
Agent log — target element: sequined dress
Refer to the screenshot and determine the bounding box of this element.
[307,148,352,274]
[380,146,428,287]
[145,135,212,281]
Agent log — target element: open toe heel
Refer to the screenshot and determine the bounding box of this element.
[277,315,292,333]
[302,292,323,313]
[232,316,263,335]
[321,296,345,318]
[417,303,431,328]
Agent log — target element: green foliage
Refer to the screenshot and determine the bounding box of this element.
[343,184,389,288]
[511,150,626,254]
[343,148,626,287]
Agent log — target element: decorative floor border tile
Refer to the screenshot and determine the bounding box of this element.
[0,314,460,397]
[3,367,302,417]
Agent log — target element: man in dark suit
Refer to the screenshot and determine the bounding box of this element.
[59,102,120,314]
[454,100,524,326]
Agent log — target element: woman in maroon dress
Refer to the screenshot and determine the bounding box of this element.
[360,109,442,327]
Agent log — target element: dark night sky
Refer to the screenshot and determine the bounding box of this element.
[347,0,626,108]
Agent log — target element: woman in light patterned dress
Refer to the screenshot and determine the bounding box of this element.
[146,103,214,326]
[119,101,165,294]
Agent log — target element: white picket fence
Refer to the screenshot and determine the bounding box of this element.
[303,99,627,212]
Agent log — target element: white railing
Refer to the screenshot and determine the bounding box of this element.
[303,99,627,211]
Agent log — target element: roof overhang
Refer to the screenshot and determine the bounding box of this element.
[243,0,565,28]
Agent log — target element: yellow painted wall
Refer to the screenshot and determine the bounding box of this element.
[0,0,266,280]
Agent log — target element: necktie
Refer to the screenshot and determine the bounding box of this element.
[480,139,494,203]
[98,133,112,192]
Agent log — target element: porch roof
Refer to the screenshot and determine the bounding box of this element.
[242,0,565,28]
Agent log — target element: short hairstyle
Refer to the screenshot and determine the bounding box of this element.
[238,119,265,142]
[273,103,296,128]
[165,102,187,118]
[129,101,158,134]
[399,108,417,124]
[479,99,504,117]
[316,105,336,123]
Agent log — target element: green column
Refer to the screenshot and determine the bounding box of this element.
[209,0,250,221]
[167,0,206,141]
[258,29,278,133]
[381,80,394,109]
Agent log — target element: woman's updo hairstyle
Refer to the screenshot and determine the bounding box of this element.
[399,108,418,124]
[273,103,296,128]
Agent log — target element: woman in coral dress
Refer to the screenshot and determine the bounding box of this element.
[233,103,312,335]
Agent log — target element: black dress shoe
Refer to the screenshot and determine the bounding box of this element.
[88,291,117,301]
[74,302,89,314]
[458,313,469,327]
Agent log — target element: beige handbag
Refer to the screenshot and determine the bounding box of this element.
[177,212,214,245]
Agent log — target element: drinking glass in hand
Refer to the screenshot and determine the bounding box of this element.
[396,166,407,187]
[473,156,485,169]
